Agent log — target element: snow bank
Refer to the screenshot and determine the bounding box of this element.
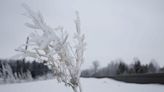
[0,78,163,92]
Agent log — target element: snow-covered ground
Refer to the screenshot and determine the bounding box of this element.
[0,78,163,92]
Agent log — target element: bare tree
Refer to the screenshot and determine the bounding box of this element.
[92,60,99,74]
[16,4,86,92]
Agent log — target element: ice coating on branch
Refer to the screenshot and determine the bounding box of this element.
[16,5,85,92]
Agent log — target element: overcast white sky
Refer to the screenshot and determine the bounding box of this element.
[0,0,164,68]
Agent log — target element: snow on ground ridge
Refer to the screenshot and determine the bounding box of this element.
[0,78,163,92]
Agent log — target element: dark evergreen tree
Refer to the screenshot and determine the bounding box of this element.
[117,61,128,75]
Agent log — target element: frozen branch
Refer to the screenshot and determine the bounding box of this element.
[16,5,86,92]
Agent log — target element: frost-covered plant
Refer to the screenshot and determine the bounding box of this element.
[16,5,86,92]
[2,63,15,83]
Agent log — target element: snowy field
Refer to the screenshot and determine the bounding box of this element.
[0,78,163,92]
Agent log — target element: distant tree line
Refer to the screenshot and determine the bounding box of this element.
[0,59,52,83]
[81,58,164,77]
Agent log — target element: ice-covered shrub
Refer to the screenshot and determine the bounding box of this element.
[16,5,86,92]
